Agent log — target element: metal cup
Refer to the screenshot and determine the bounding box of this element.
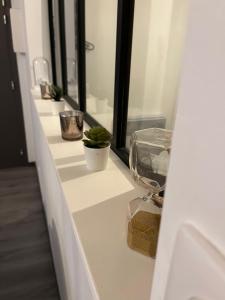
[59,110,83,141]
[40,82,51,100]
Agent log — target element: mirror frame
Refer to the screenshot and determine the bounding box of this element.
[48,0,142,167]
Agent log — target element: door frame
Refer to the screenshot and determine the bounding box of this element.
[0,0,28,168]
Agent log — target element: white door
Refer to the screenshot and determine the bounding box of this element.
[165,224,225,300]
[150,0,225,298]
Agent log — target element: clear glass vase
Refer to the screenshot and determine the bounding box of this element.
[127,128,172,257]
[33,57,50,85]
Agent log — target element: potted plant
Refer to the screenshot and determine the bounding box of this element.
[83,127,111,171]
[49,85,65,115]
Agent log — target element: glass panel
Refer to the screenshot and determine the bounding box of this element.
[126,0,188,148]
[64,0,78,103]
[85,0,118,133]
[52,0,62,87]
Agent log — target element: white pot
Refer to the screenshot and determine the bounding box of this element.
[51,99,65,115]
[84,144,110,171]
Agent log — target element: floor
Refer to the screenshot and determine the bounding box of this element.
[0,166,60,300]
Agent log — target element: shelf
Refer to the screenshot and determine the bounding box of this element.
[32,95,155,300]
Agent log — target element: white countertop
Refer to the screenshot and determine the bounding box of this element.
[33,98,155,300]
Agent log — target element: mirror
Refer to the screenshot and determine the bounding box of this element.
[126,0,188,148]
[64,0,79,103]
[50,0,62,87]
[85,0,118,133]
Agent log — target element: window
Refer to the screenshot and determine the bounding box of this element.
[126,0,187,149]
[49,0,188,166]
[64,0,78,103]
[48,0,62,86]
[85,0,118,133]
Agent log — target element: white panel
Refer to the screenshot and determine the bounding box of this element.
[10,8,26,53]
[151,0,225,298]
[165,224,225,300]
[30,98,99,300]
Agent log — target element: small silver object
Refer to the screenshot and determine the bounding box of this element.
[40,82,51,100]
[59,111,83,141]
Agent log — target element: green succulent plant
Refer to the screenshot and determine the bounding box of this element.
[49,85,63,101]
[83,127,111,149]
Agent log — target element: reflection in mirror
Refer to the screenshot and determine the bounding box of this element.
[85,0,118,133]
[52,0,62,86]
[126,0,188,148]
[64,0,78,103]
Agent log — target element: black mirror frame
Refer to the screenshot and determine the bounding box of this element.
[48,0,135,166]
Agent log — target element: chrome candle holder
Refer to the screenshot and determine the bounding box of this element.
[59,111,83,141]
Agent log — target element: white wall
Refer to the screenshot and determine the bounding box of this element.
[24,0,52,86]
[151,0,225,298]
[11,0,52,161]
